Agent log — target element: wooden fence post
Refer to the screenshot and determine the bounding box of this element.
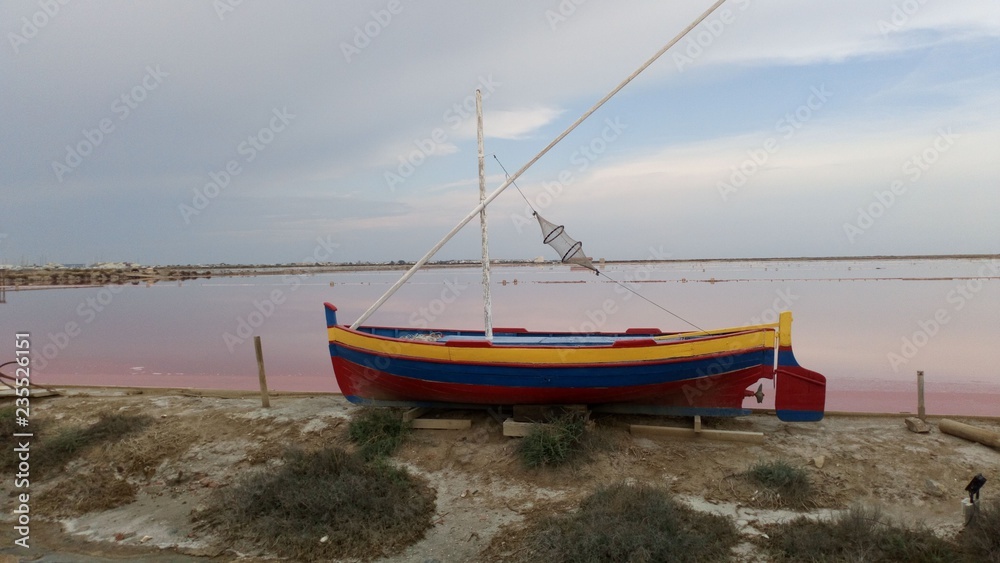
[254,335,270,408]
[917,370,925,421]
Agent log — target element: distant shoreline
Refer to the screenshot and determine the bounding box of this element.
[2,253,997,288]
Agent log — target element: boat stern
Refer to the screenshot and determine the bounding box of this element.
[774,311,826,422]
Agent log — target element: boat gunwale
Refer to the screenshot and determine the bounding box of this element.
[328,323,778,350]
[330,325,779,372]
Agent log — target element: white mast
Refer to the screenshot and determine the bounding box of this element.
[350,0,728,329]
[477,89,493,341]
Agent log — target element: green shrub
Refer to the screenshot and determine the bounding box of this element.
[962,499,1000,562]
[742,459,812,508]
[497,482,737,562]
[199,447,435,561]
[518,412,587,468]
[767,504,962,563]
[347,407,409,460]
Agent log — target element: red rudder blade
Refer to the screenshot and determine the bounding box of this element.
[775,365,826,422]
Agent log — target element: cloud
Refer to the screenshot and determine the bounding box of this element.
[2,0,998,264]
[449,106,564,140]
[536,109,1000,259]
[663,0,1000,69]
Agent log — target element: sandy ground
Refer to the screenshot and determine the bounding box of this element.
[1,388,998,562]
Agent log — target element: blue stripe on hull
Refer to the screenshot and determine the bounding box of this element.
[777,349,800,367]
[332,344,771,389]
[776,409,823,422]
[344,395,495,409]
[592,404,752,417]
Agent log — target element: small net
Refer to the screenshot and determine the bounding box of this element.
[535,213,598,274]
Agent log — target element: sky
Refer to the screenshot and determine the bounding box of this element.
[2,0,998,266]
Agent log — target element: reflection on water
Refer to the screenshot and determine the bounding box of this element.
[3,258,998,415]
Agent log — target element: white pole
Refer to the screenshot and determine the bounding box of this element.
[477,89,493,341]
[350,0,729,329]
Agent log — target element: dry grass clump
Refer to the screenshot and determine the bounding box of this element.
[36,468,137,516]
[197,446,435,562]
[28,412,153,515]
[102,423,195,477]
[0,404,31,472]
[765,504,962,562]
[487,482,738,563]
[347,407,409,460]
[33,412,152,476]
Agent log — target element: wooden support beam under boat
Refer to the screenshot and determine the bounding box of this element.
[512,404,587,423]
[630,423,764,444]
[503,414,595,437]
[503,418,551,437]
[402,408,428,422]
[410,418,472,430]
[402,408,472,429]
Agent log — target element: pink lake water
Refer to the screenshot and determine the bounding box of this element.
[3,257,998,416]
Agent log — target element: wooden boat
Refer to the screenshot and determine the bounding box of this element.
[325,0,826,422]
[326,304,826,421]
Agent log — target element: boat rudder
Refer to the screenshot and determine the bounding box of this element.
[774,364,826,422]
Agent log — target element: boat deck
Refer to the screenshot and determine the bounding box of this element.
[360,326,709,346]
[438,335,652,346]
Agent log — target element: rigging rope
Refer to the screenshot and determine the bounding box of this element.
[597,271,706,333]
[493,155,536,213]
[350,0,729,329]
[493,154,706,333]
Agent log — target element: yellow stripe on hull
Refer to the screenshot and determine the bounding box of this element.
[328,325,777,365]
